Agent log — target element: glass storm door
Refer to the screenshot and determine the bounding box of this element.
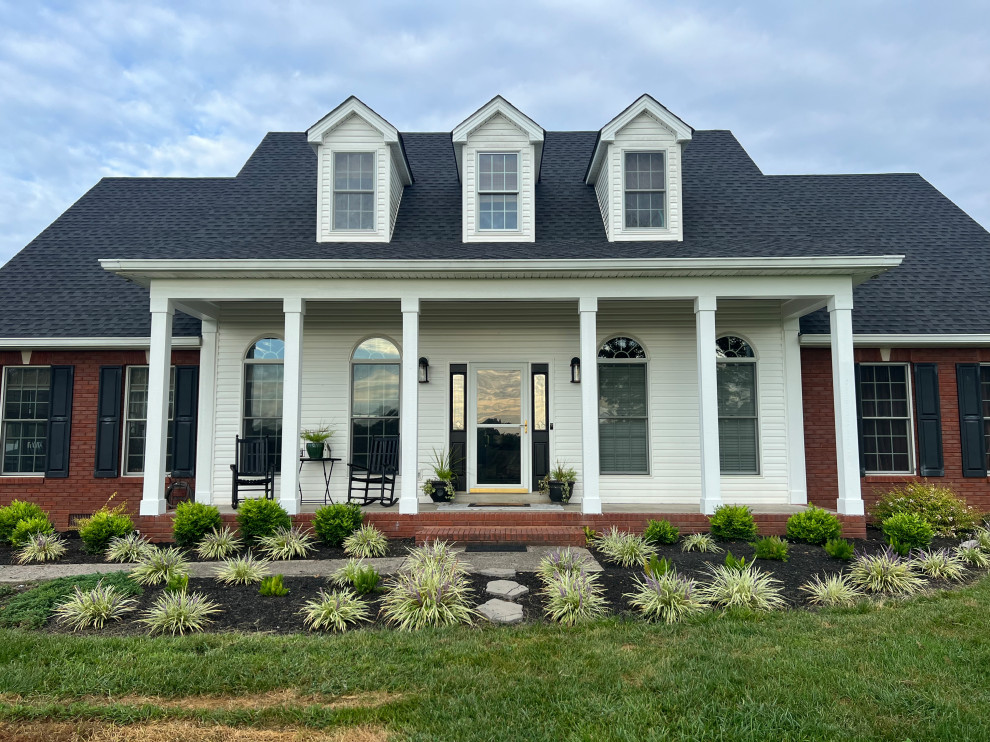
[470,364,529,492]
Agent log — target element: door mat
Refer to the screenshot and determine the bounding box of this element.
[467,503,531,508]
[463,543,528,552]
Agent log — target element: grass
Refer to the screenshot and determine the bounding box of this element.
[0,572,141,629]
[1,576,990,740]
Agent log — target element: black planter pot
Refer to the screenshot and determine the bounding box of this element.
[547,480,575,503]
[427,479,455,502]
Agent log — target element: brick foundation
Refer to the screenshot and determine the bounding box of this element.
[802,346,990,514]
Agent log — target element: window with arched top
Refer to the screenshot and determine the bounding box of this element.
[597,336,649,474]
[351,337,400,468]
[716,335,759,474]
[243,338,284,471]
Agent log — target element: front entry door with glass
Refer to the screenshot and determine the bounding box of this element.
[469,364,529,492]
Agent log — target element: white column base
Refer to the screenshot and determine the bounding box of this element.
[139,498,167,517]
[836,498,865,516]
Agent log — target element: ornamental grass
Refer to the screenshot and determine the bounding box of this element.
[54,580,137,630]
[799,574,863,608]
[626,571,707,624]
[848,547,926,595]
[300,589,371,632]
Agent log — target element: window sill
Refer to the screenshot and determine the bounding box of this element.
[0,475,46,482]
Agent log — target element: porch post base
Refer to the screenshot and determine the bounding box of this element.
[700,497,722,516]
[139,499,167,517]
[581,496,602,515]
[837,498,865,517]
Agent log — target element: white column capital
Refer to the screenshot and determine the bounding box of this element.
[149,296,175,315]
[401,297,420,314]
[783,316,801,333]
[827,295,854,313]
[201,318,218,335]
[578,296,598,314]
[694,296,717,313]
[283,296,306,315]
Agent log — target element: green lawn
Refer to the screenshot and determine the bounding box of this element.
[1,576,989,741]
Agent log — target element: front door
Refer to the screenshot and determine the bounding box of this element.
[469,364,529,492]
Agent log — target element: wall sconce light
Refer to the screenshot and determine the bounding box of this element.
[418,357,430,383]
[570,356,581,383]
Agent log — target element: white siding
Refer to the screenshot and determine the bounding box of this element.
[209,299,791,507]
[388,154,403,239]
[605,111,684,242]
[595,160,611,241]
[317,113,392,243]
[462,113,535,243]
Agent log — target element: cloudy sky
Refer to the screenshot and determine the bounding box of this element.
[1,0,988,265]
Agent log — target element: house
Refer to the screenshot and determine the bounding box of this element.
[1,94,988,542]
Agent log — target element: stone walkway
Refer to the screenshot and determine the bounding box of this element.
[0,545,601,583]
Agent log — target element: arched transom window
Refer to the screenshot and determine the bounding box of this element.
[598,336,649,474]
[351,337,400,468]
[716,335,759,474]
[243,338,284,471]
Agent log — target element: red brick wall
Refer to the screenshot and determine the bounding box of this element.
[0,348,199,529]
[802,347,990,514]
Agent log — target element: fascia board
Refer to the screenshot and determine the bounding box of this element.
[0,337,201,349]
[800,334,990,347]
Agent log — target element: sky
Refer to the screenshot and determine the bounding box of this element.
[1,0,988,266]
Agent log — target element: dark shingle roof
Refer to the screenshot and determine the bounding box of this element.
[1,128,987,338]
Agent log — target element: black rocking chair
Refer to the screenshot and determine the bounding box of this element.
[230,435,275,509]
[347,436,399,507]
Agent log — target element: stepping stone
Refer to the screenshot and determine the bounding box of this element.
[486,579,529,600]
[477,599,524,625]
[477,567,516,578]
[960,539,979,550]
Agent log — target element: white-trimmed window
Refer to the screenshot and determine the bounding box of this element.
[716,336,759,474]
[1,366,50,474]
[623,151,666,229]
[351,337,401,469]
[983,366,990,472]
[598,336,649,474]
[333,152,375,230]
[123,366,176,475]
[858,363,914,474]
[478,153,518,230]
[244,338,285,472]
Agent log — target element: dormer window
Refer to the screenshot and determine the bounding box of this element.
[478,153,519,231]
[333,152,375,230]
[624,152,666,229]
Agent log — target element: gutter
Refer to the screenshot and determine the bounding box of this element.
[800,334,990,348]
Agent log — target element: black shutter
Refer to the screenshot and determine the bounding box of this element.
[854,363,866,477]
[94,366,122,478]
[170,365,199,477]
[957,364,988,478]
[450,364,467,490]
[45,365,74,478]
[913,363,944,477]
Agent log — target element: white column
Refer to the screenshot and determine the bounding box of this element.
[279,298,305,515]
[695,296,722,515]
[140,299,173,516]
[828,296,864,516]
[783,318,808,505]
[579,297,602,514]
[194,319,218,504]
[399,298,420,515]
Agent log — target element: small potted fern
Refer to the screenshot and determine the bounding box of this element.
[300,423,335,459]
[540,461,577,503]
[423,447,459,502]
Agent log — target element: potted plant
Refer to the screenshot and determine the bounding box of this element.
[422,447,459,502]
[539,461,577,503]
[300,424,334,459]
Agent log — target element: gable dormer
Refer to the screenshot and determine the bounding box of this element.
[585,95,693,242]
[452,96,544,243]
[307,97,412,243]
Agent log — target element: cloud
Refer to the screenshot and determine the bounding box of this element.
[0,0,988,266]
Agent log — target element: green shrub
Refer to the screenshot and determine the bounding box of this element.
[77,500,134,554]
[10,515,54,547]
[871,482,980,537]
[723,551,752,572]
[172,501,221,548]
[312,503,363,546]
[709,505,758,541]
[0,500,49,544]
[164,573,190,593]
[643,519,680,545]
[644,555,674,579]
[752,536,789,561]
[259,574,290,596]
[882,512,934,555]
[786,506,842,545]
[824,538,854,561]
[300,589,370,632]
[351,565,382,595]
[235,498,291,544]
[0,572,140,629]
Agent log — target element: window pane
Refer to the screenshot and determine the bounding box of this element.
[857,365,912,473]
[598,337,646,359]
[533,374,547,432]
[2,421,47,474]
[352,364,400,418]
[350,417,399,470]
[598,364,647,417]
[476,369,521,425]
[353,337,400,360]
[479,194,517,230]
[717,364,756,417]
[476,427,522,484]
[2,367,51,474]
[247,338,285,360]
[599,419,649,473]
[244,363,283,472]
[452,373,466,432]
[718,418,758,473]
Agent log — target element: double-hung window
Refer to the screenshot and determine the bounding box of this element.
[333,152,375,230]
[858,364,913,474]
[598,336,649,474]
[478,153,518,230]
[624,152,666,229]
[123,366,175,475]
[716,336,759,474]
[1,367,50,474]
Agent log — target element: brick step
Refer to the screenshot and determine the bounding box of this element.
[415,525,586,546]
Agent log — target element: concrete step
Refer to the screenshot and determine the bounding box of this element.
[416,525,586,546]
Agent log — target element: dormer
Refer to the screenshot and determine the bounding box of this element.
[307,97,412,243]
[585,95,693,242]
[452,96,544,243]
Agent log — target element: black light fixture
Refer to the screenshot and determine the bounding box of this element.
[570,356,581,383]
[418,357,430,383]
